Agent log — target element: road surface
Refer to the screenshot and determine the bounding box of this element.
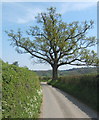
[40,82,97,118]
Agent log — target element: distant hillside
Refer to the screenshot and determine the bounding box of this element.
[34,67,97,77]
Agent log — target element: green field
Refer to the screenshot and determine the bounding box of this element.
[35,67,97,77]
[2,61,42,118]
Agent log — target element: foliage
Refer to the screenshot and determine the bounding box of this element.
[48,74,98,111]
[35,67,97,77]
[39,76,51,82]
[2,62,42,118]
[6,7,98,80]
[35,70,52,77]
[12,61,19,66]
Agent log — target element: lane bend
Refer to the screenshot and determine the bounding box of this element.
[40,82,97,118]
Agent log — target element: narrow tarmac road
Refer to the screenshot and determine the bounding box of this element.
[40,82,97,119]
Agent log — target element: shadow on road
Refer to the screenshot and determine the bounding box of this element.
[55,87,98,119]
[40,82,98,119]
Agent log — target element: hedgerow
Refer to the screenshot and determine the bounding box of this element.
[48,74,97,111]
[2,62,42,118]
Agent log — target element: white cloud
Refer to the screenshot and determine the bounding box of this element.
[2,2,44,24]
[17,8,42,24]
[60,2,96,14]
[3,2,97,24]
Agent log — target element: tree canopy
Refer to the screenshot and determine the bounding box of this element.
[6,7,98,80]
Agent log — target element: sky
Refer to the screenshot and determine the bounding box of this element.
[1,1,98,70]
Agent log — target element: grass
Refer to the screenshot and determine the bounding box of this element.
[48,74,98,112]
[2,61,42,118]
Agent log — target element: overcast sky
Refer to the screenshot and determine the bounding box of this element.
[1,1,97,70]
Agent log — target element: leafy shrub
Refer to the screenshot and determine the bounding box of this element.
[39,76,51,82]
[2,62,42,118]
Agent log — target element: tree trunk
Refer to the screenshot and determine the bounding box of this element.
[52,65,58,80]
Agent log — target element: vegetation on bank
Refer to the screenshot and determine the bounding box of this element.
[35,67,97,77]
[48,74,98,112]
[2,61,42,118]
